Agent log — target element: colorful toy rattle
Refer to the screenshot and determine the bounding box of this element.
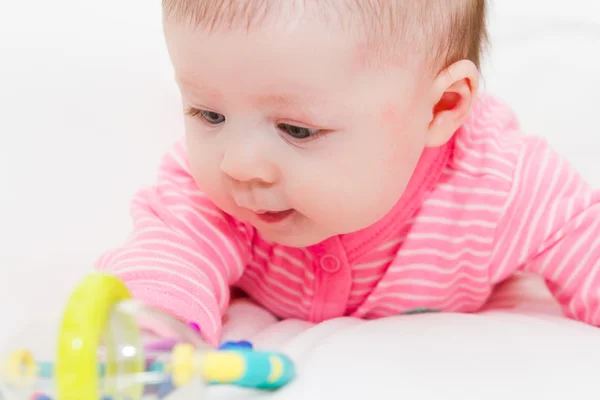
[0,273,295,399]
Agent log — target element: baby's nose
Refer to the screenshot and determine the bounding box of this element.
[220,144,279,184]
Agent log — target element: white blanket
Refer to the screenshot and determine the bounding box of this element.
[204,274,600,399]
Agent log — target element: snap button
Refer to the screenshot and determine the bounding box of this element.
[320,254,341,273]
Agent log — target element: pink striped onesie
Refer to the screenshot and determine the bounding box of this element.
[96,94,600,346]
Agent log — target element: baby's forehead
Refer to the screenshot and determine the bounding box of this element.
[162,0,487,71]
[163,1,371,35]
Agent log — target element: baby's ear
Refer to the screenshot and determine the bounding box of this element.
[426,60,479,147]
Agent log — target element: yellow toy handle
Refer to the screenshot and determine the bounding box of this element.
[55,273,144,400]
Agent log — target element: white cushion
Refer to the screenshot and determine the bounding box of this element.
[203,274,600,399]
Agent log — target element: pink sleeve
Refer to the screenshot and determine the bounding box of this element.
[95,141,252,346]
[489,137,600,325]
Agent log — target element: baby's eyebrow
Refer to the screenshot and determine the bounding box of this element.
[253,94,301,107]
[177,78,224,102]
[251,90,327,108]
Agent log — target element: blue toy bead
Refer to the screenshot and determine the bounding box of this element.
[218,340,253,351]
[218,341,236,350]
[37,361,53,378]
[31,395,52,400]
[101,397,132,400]
[157,377,175,398]
[147,360,166,373]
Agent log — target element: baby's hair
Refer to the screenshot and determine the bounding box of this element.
[162,0,487,72]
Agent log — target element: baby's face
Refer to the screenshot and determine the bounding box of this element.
[164,15,435,248]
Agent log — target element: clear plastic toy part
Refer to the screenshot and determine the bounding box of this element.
[0,273,296,400]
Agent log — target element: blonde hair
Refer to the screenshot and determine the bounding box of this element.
[162,0,488,71]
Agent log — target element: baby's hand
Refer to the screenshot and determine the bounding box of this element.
[143,321,204,352]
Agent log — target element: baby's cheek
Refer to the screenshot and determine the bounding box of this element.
[338,163,397,225]
[368,138,422,214]
[185,137,224,197]
[380,103,400,128]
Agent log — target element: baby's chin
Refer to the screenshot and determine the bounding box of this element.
[256,227,333,248]
[252,219,339,248]
[255,219,376,249]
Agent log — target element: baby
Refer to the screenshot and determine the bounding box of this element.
[97,0,600,347]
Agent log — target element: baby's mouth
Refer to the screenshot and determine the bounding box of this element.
[254,209,295,224]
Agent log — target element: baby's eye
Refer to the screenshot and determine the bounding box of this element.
[186,107,226,124]
[199,110,226,124]
[277,123,320,140]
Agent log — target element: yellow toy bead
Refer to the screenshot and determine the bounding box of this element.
[171,343,196,387]
[267,355,283,383]
[1,349,38,386]
[202,352,246,384]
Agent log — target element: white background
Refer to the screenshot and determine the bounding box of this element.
[0,0,599,353]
